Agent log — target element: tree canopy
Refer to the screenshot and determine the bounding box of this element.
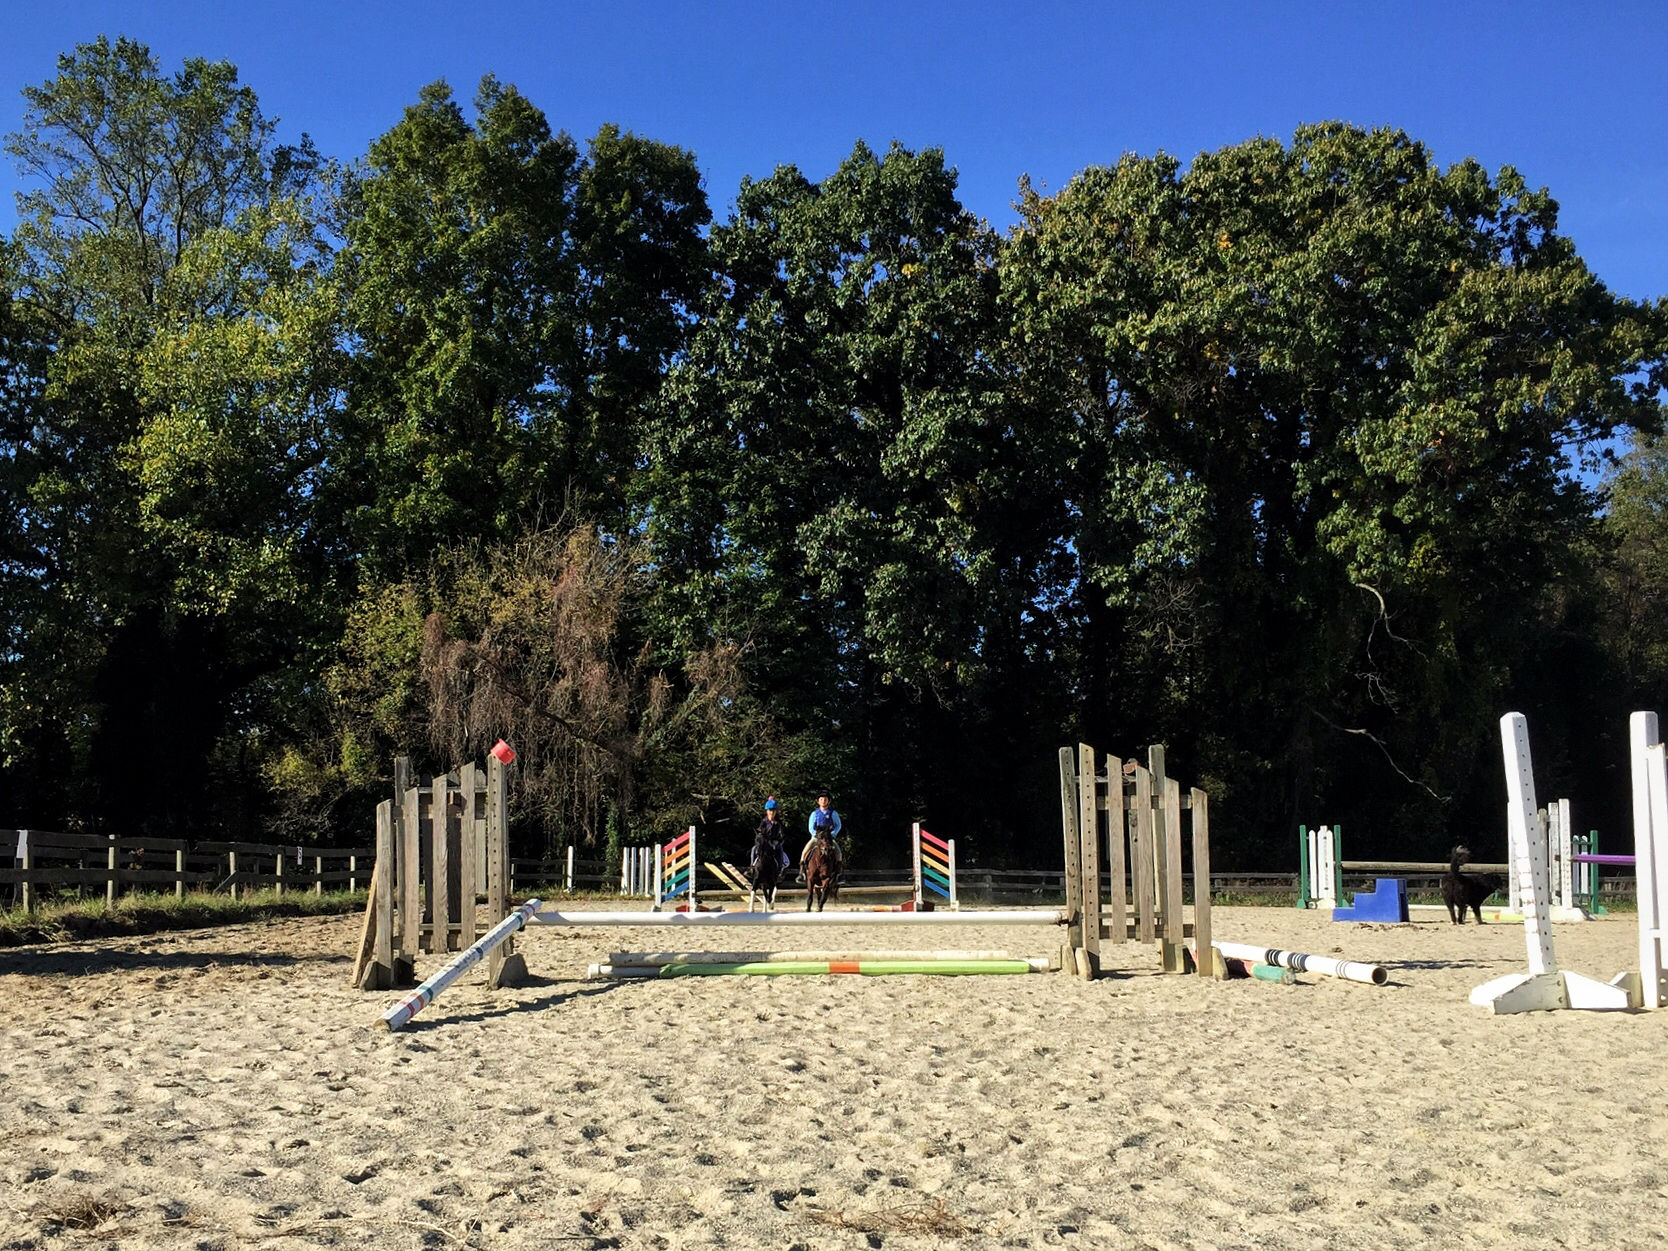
[4,40,1665,868]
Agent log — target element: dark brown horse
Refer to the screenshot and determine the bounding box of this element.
[747,828,783,911]
[804,830,839,912]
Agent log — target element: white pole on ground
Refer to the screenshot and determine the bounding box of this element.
[1209,940,1386,986]
[380,898,542,1031]
[1470,714,1629,1013]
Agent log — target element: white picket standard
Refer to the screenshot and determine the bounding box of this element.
[1627,712,1667,1009]
[1469,714,1630,1014]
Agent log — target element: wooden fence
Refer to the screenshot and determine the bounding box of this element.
[1,829,373,912]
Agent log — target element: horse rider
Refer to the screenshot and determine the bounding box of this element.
[799,791,844,882]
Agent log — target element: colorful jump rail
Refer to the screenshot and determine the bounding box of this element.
[912,821,957,908]
[655,825,697,911]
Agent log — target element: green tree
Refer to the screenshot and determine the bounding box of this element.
[336,80,709,578]
[2,37,337,836]
[641,141,1067,856]
[1004,124,1666,860]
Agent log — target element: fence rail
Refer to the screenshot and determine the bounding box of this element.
[9,830,1642,915]
[2,829,373,912]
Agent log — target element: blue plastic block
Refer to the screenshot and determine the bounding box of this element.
[1332,877,1409,923]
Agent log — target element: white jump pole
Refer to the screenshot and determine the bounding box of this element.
[1210,939,1386,986]
[380,898,542,1031]
[1470,713,1629,1013]
[605,948,1027,964]
[526,907,1065,928]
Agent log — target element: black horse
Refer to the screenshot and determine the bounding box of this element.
[748,829,783,911]
[804,830,839,912]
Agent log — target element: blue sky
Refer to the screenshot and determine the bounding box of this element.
[3,2,1665,302]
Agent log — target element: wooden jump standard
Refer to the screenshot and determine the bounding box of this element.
[1058,742,1215,980]
[352,752,523,992]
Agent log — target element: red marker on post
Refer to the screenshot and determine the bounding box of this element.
[491,739,517,764]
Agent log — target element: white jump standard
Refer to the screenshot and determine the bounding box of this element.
[1470,713,1630,1014]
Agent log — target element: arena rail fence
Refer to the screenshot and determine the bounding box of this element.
[1,829,371,912]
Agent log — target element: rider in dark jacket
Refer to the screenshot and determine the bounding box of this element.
[754,798,790,878]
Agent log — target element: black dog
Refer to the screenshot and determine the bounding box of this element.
[1443,845,1503,924]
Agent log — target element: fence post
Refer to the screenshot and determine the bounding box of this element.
[19,830,33,913]
[18,831,32,912]
[175,848,184,899]
[566,845,575,893]
[107,837,117,908]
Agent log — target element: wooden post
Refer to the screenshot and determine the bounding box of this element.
[275,849,286,897]
[1148,746,1170,951]
[106,837,117,908]
[1076,743,1101,978]
[430,772,451,953]
[1105,762,1128,944]
[458,762,479,947]
[1191,786,1215,977]
[228,850,239,901]
[356,800,396,989]
[485,753,526,987]
[378,799,403,985]
[1131,764,1156,943]
[20,831,33,913]
[348,853,358,893]
[174,848,184,899]
[315,855,324,896]
[401,782,421,962]
[1057,747,1084,975]
[1160,774,1186,972]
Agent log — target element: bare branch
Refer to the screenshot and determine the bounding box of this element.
[1309,706,1448,804]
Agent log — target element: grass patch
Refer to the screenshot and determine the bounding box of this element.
[0,888,368,948]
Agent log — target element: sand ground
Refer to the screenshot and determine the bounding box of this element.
[2,901,1665,1250]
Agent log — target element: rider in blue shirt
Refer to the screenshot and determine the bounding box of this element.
[799,791,844,880]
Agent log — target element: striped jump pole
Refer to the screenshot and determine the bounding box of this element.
[527,908,1066,928]
[1210,939,1387,986]
[655,826,697,911]
[588,958,1046,979]
[912,822,958,908]
[380,898,542,1031]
